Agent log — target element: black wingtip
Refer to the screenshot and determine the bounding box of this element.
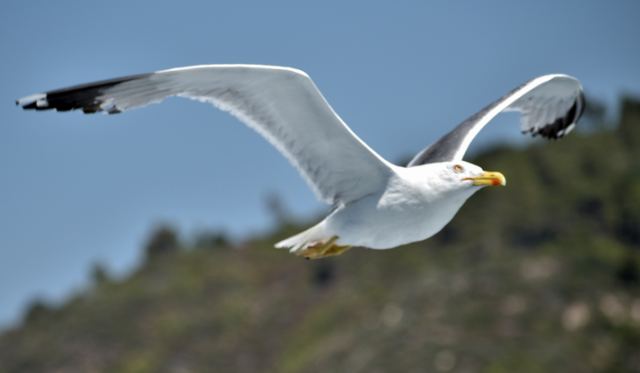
[17,72,151,115]
[530,93,585,140]
[22,101,39,110]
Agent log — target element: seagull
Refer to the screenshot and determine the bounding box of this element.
[17,65,584,259]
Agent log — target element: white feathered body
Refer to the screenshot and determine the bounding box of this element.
[278,165,480,250]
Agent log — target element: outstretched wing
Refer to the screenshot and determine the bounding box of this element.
[407,74,585,166]
[17,65,393,204]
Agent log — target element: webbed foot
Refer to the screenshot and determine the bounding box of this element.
[294,236,352,259]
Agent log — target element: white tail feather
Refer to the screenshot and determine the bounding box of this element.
[275,221,327,252]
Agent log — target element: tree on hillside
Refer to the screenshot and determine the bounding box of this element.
[144,225,179,259]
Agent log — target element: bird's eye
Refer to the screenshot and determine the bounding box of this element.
[453,164,464,173]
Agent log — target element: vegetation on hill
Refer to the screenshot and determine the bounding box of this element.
[1,98,639,373]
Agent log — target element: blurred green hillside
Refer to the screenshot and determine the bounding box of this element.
[1,98,639,373]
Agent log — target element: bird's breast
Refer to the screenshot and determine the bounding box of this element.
[328,183,469,250]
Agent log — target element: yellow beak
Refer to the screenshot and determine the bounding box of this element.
[464,171,506,187]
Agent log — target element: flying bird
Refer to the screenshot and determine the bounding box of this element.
[17,65,584,259]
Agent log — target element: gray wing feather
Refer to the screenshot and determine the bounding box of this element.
[17,65,393,204]
[408,74,585,166]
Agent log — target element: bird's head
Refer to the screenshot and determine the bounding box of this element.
[437,161,506,190]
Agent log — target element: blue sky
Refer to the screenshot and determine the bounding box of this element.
[1,0,638,327]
